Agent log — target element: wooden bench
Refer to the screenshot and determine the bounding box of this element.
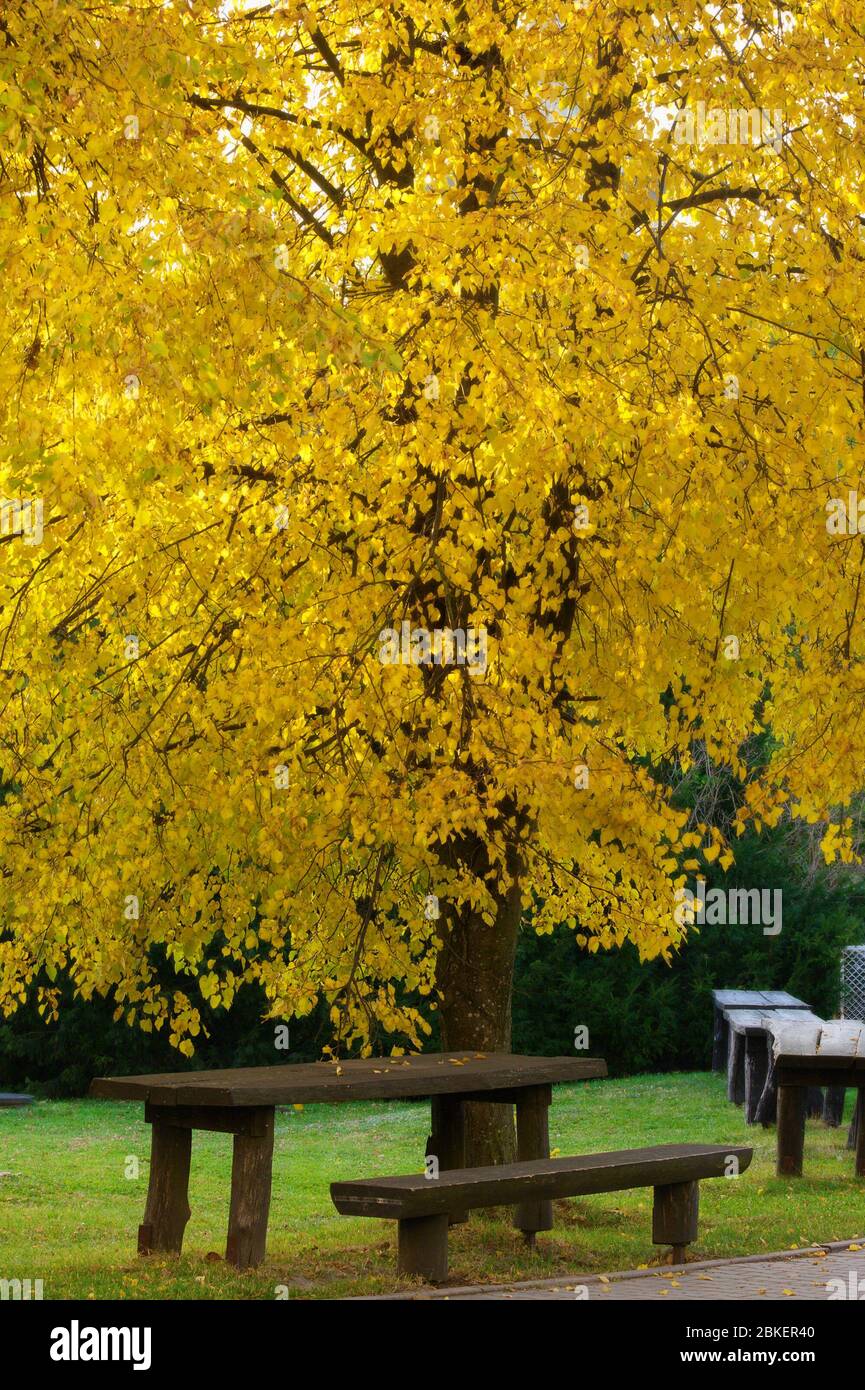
[0,1093,33,1107]
[332,1141,753,1283]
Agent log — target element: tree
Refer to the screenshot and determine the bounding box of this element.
[3,1,865,1161]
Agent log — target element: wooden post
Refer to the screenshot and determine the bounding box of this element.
[428,1095,468,1225]
[856,1090,865,1179]
[514,1084,554,1235]
[397,1214,449,1283]
[652,1180,699,1264]
[712,1005,727,1072]
[823,1086,846,1128]
[744,1035,769,1125]
[777,1085,806,1177]
[225,1107,275,1269]
[138,1120,192,1255]
[727,1029,746,1105]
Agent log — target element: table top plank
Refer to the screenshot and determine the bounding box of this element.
[759,991,810,1008]
[815,1022,863,1057]
[713,989,766,1008]
[770,1020,825,1057]
[772,1019,865,1069]
[713,989,809,1010]
[89,1053,607,1107]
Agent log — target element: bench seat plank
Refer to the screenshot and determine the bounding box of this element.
[332,1143,753,1220]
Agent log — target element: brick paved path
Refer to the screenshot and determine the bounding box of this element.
[378,1239,865,1300]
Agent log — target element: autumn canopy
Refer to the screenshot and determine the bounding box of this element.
[1,2,864,1078]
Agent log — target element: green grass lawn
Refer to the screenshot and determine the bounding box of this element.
[2,1071,864,1299]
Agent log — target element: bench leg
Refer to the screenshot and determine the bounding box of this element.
[652,1180,699,1264]
[226,1107,275,1269]
[398,1214,449,1283]
[138,1121,192,1255]
[514,1084,554,1235]
[777,1084,806,1176]
[744,1035,769,1124]
[428,1096,468,1225]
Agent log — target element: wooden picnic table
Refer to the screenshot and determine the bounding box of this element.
[772,1020,865,1177]
[711,989,811,1071]
[90,1051,607,1269]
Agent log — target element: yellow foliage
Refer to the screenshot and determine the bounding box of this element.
[1,1,864,1049]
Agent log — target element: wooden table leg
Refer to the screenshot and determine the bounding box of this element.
[777,1084,806,1176]
[744,1034,769,1124]
[855,1090,865,1178]
[754,1047,778,1127]
[138,1119,192,1255]
[428,1096,467,1225]
[727,1030,746,1105]
[712,1006,727,1072]
[823,1085,846,1128]
[806,1086,825,1119]
[226,1107,275,1269]
[514,1083,553,1236]
[848,1089,863,1156]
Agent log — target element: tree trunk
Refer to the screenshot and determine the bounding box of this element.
[435,874,522,1167]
